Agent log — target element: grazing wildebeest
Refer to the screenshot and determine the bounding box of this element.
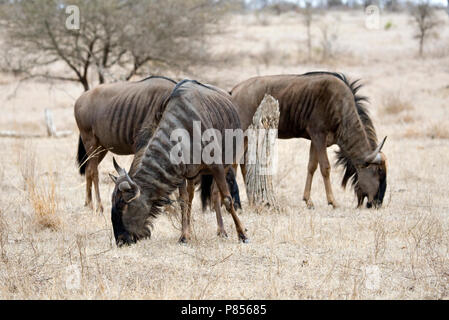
[75,76,177,213]
[109,80,248,246]
[230,72,388,209]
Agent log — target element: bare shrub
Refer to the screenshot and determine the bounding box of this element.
[0,0,226,91]
[409,2,441,57]
[301,1,314,61]
[267,1,300,15]
[259,41,276,67]
[319,23,339,62]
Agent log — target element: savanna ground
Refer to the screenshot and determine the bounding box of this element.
[1,9,449,299]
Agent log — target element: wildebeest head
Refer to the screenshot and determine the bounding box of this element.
[109,158,152,247]
[356,136,388,209]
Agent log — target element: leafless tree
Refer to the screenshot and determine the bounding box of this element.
[0,0,225,91]
[410,2,441,57]
[301,0,313,61]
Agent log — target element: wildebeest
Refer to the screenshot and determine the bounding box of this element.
[230,72,388,209]
[109,80,248,246]
[75,76,176,213]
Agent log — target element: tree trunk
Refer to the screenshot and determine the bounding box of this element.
[419,35,424,57]
[80,77,90,92]
[245,94,280,210]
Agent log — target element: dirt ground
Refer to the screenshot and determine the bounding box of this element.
[1,10,449,299]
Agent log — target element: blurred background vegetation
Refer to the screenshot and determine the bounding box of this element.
[0,0,446,91]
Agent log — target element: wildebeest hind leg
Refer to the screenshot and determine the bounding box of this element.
[211,182,227,238]
[303,142,318,209]
[85,149,106,213]
[211,167,248,243]
[82,134,106,213]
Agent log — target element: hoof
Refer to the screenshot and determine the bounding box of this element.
[328,202,338,209]
[178,236,189,244]
[304,199,314,210]
[217,230,228,238]
[240,237,250,244]
[239,234,249,243]
[96,205,104,214]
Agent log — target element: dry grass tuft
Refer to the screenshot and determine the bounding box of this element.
[382,93,414,115]
[27,175,60,231]
[426,123,449,140]
[401,113,417,124]
[19,147,61,231]
[402,123,449,140]
[403,127,424,139]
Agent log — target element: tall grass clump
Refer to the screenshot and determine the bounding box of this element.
[19,147,61,231]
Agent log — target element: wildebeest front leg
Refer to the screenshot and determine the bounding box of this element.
[303,142,318,209]
[212,167,248,243]
[311,133,338,209]
[179,180,194,243]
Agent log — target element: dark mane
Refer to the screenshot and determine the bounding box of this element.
[138,75,177,84]
[169,79,219,100]
[326,73,378,189]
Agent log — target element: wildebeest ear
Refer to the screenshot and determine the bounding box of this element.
[108,173,117,183]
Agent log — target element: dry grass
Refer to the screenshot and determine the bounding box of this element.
[403,122,449,140]
[382,93,414,116]
[427,123,449,140]
[19,146,61,231]
[1,10,449,299]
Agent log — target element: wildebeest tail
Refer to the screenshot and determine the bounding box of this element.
[200,170,242,211]
[77,135,87,175]
[200,175,213,212]
[226,168,242,210]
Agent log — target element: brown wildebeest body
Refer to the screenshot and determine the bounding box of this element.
[109,80,248,246]
[74,76,176,213]
[230,72,388,209]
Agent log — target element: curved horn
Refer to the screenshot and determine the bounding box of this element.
[365,136,387,164]
[113,157,126,176]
